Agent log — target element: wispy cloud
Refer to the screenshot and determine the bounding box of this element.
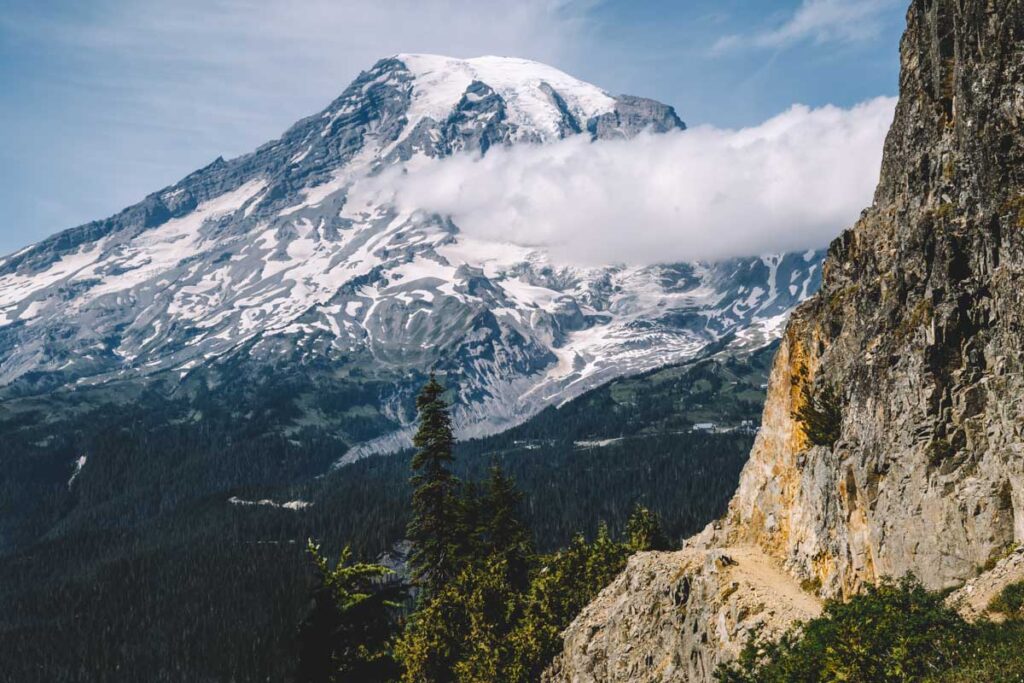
[713,0,901,53]
[359,97,897,266]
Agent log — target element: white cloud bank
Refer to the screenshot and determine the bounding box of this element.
[361,96,896,266]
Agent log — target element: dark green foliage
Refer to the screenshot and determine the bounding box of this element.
[395,525,633,683]
[0,349,768,681]
[925,620,1024,682]
[393,463,536,682]
[0,412,748,682]
[0,394,357,683]
[395,378,637,682]
[396,557,524,683]
[456,430,750,551]
[297,541,406,683]
[715,576,972,683]
[795,382,843,448]
[396,382,539,682]
[509,526,632,682]
[625,504,671,552]
[407,375,461,597]
[469,465,534,589]
[988,580,1024,619]
[455,560,526,682]
[716,576,1024,683]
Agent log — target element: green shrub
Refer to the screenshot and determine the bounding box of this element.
[715,575,972,683]
[925,621,1024,683]
[800,576,822,595]
[989,581,1024,619]
[625,504,672,552]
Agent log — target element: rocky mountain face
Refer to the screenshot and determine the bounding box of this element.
[0,54,821,456]
[546,0,1024,680]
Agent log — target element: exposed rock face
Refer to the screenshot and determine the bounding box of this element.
[586,95,685,139]
[734,0,1024,595]
[547,0,1024,679]
[543,537,821,683]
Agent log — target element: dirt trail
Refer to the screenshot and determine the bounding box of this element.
[721,544,823,620]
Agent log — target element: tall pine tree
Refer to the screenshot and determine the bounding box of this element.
[407,374,461,597]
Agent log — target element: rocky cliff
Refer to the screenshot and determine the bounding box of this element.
[546,0,1024,679]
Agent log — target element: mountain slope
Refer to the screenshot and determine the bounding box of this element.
[0,54,821,458]
[547,1,1024,680]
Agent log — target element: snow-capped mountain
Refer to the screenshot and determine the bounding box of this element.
[0,54,822,456]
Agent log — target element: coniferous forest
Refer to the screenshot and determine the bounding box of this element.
[0,346,772,682]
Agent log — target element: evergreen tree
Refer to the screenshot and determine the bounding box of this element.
[297,540,406,683]
[407,374,461,597]
[509,535,592,681]
[395,580,470,683]
[508,528,631,681]
[477,464,534,590]
[585,522,630,590]
[626,504,672,552]
[397,558,523,683]
[454,558,524,683]
[457,477,486,561]
[398,462,535,682]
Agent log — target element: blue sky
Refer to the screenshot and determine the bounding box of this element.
[0,0,907,255]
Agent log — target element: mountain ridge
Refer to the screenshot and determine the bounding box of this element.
[0,54,821,457]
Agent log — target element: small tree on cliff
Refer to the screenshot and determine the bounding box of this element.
[625,504,671,552]
[794,382,842,448]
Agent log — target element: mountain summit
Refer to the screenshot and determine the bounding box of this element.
[382,53,685,145]
[0,55,818,454]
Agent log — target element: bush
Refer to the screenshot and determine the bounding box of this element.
[989,580,1024,619]
[625,505,672,552]
[716,575,972,683]
[925,620,1024,683]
